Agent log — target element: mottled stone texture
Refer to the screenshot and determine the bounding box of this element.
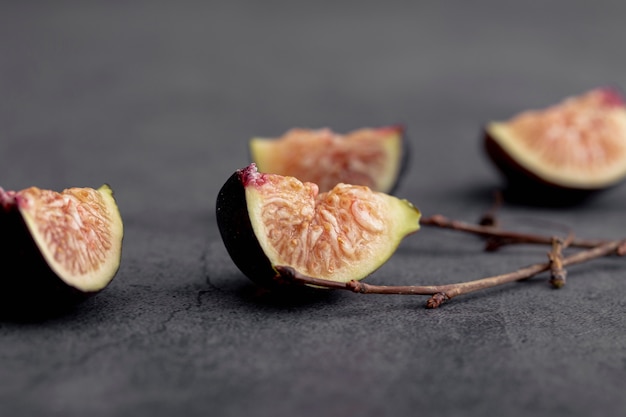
[1,1,626,416]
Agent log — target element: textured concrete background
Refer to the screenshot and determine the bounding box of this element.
[1,1,625,416]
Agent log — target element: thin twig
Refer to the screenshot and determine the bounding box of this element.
[273,239,625,308]
[548,237,567,289]
[477,192,506,251]
[421,214,603,249]
[478,190,503,227]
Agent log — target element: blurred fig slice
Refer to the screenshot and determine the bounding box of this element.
[249,125,407,194]
[484,87,626,203]
[216,163,420,288]
[0,184,123,311]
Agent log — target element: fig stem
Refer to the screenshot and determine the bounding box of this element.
[420,214,603,249]
[274,239,625,308]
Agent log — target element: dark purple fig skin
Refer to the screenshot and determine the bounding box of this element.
[216,167,279,288]
[483,128,603,206]
[0,202,93,317]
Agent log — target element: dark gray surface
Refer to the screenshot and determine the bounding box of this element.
[1,1,626,416]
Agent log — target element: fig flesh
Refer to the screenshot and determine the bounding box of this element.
[249,125,407,194]
[484,87,626,203]
[0,184,124,312]
[216,164,420,288]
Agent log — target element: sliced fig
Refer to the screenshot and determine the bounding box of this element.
[0,184,124,312]
[249,125,407,194]
[216,163,420,288]
[484,87,626,203]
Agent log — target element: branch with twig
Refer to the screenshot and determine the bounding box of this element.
[272,209,626,308]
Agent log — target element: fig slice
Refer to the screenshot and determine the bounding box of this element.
[484,87,626,201]
[249,125,407,194]
[0,184,123,311]
[216,163,420,288]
